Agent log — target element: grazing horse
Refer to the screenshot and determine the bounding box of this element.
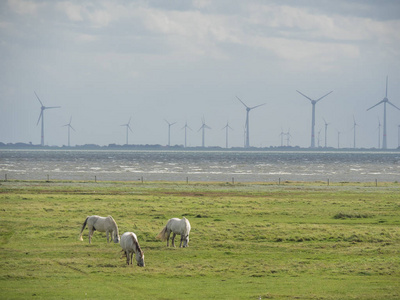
[120,232,145,267]
[79,215,120,244]
[156,217,191,248]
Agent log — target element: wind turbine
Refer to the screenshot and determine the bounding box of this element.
[377,117,381,149]
[398,125,400,148]
[121,117,133,145]
[222,121,233,148]
[296,90,333,148]
[236,96,266,148]
[198,117,211,147]
[323,118,330,148]
[285,129,292,146]
[367,76,400,149]
[35,92,61,146]
[336,130,341,149]
[317,128,322,148]
[62,116,75,147]
[352,115,358,149]
[279,128,285,147]
[181,121,192,148]
[165,119,176,146]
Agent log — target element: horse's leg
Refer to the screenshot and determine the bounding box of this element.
[172,233,176,247]
[130,252,133,265]
[179,235,183,248]
[88,226,93,244]
[166,232,171,247]
[125,251,129,265]
[106,230,110,243]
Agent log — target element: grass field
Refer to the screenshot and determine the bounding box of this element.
[0,180,399,299]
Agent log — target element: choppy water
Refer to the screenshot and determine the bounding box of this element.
[0,150,399,182]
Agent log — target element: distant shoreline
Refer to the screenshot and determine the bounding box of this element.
[0,142,399,152]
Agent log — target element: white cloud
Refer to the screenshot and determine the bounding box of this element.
[7,0,40,15]
[57,2,83,22]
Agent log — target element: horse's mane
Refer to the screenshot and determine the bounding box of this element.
[131,233,143,254]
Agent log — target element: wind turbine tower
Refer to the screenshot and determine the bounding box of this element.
[165,119,176,146]
[121,117,133,145]
[222,121,233,148]
[352,116,358,149]
[198,117,211,147]
[182,122,192,148]
[236,96,265,148]
[323,118,330,148]
[63,116,75,147]
[377,118,381,149]
[296,90,333,148]
[279,129,285,147]
[367,76,400,149]
[35,92,61,146]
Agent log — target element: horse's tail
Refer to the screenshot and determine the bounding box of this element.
[79,217,89,241]
[156,225,168,241]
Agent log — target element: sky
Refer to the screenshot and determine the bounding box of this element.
[1,0,400,149]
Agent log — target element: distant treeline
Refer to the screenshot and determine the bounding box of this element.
[0,142,398,151]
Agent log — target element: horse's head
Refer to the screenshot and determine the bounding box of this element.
[113,233,120,244]
[182,235,189,247]
[136,251,145,267]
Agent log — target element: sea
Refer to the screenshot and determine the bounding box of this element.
[0,149,399,183]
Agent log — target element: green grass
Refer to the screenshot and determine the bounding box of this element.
[0,180,399,299]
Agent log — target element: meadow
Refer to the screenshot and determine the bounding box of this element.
[0,180,399,299]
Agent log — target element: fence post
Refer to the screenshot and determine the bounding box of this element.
[95,176,97,183]
[5,174,7,181]
[186,177,189,184]
[141,176,144,183]
[232,177,234,184]
[327,179,330,186]
[279,178,281,185]
[375,179,378,187]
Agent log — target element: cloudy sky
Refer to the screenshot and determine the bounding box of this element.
[1,0,399,148]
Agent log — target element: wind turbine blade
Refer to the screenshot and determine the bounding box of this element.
[70,125,76,131]
[45,106,61,109]
[367,100,384,111]
[36,111,43,126]
[316,91,333,102]
[34,91,44,106]
[386,76,388,98]
[296,90,313,101]
[236,96,249,108]
[171,122,177,126]
[69,116,72,124]
[205,125,211,129]
[128,125,133,133]
[387,101,400,111]
[250,103,266,110]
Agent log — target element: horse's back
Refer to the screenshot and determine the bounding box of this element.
[168,217,190,234]
[120,232,137,249]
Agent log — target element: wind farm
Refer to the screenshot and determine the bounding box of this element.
[3,76,399,151]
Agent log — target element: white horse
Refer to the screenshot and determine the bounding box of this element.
[156,217,191,248]
[120,232,145,267]
[79,215,120,244]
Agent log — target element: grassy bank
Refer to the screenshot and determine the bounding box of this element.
[0,181,399,299]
